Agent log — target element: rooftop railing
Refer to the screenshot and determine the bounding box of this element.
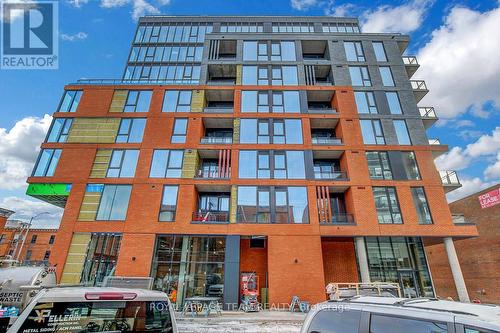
[319,213,355,225]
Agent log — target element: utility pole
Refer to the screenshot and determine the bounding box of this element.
[15,212,50,262]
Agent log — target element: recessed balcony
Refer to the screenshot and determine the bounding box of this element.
[305,65,333,86]
[201,118,234,144]
[192,211,230,224]
[313,159,348,180]
[316,188,354,225]
[410,80,428,102]
[452,214,475,226]
[440,170,462,193]
[203,90,234,113]
[208,40,237,61]
[402,56,419,78]
[307,90,336,114]
[419,107,438,128]
[320,213,355,225]
[302,40,329,61]
[207,64,236,85]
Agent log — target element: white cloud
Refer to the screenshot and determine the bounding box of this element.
[325,3,356,17]
[67,0,89,8]
[290,0,319,11]
[417,4,500,119]
[484,153,500,179]
[361,0,433,33]
[61,32,88,42]
[435,146,469,171]
[131,0,159,20]
[0,115,52,190]
[100,0,129,8]
[446,177,498,202]
[1,196,62,229]
[69,0,166,20]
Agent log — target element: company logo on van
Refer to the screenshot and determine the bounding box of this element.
[32,309,51,323]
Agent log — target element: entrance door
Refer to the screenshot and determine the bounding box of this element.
[397,270,419,298]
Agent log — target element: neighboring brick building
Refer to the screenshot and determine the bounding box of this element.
[26,16,477,308]
[426,185,500,304]
[0,208,58,266]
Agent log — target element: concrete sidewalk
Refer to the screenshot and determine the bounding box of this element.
[176,310,307,333]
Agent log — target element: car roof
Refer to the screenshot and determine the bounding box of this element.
[37,287,168,302]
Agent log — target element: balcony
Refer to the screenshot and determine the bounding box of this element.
[192,211,229,224]
[440,170,462,193]
[402,56,419,78]
[302,40,329,61]
[419,107,438,128]
[319,213,355,225]
[305,65,333,86]
[314,170,348,180]
[208,40,237,61]
[204,90,234,113]
[207,64,236,85]
[312,137,342,145]
[200,136,233,144]
[410,80,429,102]
[452,214,475,226]
[203,106,233,113]
[307,90,336,114]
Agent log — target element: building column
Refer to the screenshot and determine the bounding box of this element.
[443,237,470,302]
[355,237,371,283]
[223,235,240,310]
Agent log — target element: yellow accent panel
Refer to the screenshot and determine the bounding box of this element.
[181,150,199,178]
[233,118,240,144]
[230,185,237,224]
[78,192,102,221]
[109,90,128,113]
[60,233,91,285]
[236,65,242,85]
[67,118,120,143]
[90,149,113,178]
[191,90,205,113]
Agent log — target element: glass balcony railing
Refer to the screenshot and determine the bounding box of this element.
[418,107,437,118]
[319,213,355,225]
[308,107,337,114]
[195,168,231,179]
[452,214,474,225]
[440,170,460,186]
[203,106,234,113]
[402,56,418,65]
[428,138,441,145]
[314,170,348,180]
[411,80,428,90]
[200,137,233,144]
[311,137,343,145]
[192,211,229,224]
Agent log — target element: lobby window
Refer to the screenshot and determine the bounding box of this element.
[116,118,146,143]
[354,91,377,114]
[241,91,300,113]
[96,185,132,221]
[58,90,82,112]
[344,41,365,61]
[46,118,72,143]
[372,186,403,224]
[366,151,392,180]
[81,233,122,286]
[349,66,371,86]
[49,235,55,244]
[386,92,402,114]
[412,187,433,224]
[31,235,37,244]
[162,90,192,112]
[393,120,411,145]
[106,150,139,178]
[159,185,178,221]
[33,149,61,177]
[379,66,395,87]
[238,150,305,179]
[401,152,421,180]
[150,150,184,178]
[171,118,188,143]
[240,119,303,144]
[123,90,152,112]
[372,42,387,62]
[360,119,385,144]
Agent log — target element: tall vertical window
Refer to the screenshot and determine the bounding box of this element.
[257,151,271,178]
[59,90,82,112]
[372,187,403,224]
[96,185,132,221]
[46,118,73,143]
[412,187,433,224]
[401,152,420,180]
[123,90,152,112]
[49,235,55,244]
[386,92,402,114]
[150,150,184,178]
[159,185,178,221]
[360,119,385,144]
[243,41,258,61]
[162,90,192,112]
[31,235,37,244]
[354,91,377,114]
[344,41,365,61]
[258,66,269,84]
[33,149,61,177]
[366,151,392,179]
[372,42,387,62]
[393,120,411,145]
[81,233,122,286]
[349,66,371,86]
[171,118,188,143]
[116,118,146,143]
[43,251,51,261]
[106,150,139,178]
[379,66,395,87]
[242,66,258,85]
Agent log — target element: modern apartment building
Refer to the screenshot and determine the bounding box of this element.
[26,16,478,308]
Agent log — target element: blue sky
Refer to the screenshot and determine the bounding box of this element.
[0,0,499,227]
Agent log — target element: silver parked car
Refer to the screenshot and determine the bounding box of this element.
[301,296,500,333]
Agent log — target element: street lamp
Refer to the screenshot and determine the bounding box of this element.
[15,212,50,262]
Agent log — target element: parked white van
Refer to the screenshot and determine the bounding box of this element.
[7,287,177,333]
[301,296,500,333]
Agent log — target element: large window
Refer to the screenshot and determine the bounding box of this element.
[366,151,392,180]
[344,41,365,61]
[372,42,387,62]
[242,66,298,85]
[412,187,433,225]
[159,185,178,221]
[240,119,303,144]
[238,151,305,179]
[125,65,201,83]
[354,91,377,114]
[130,45,203,63]
[150,150,184,178]
[379,66,395,86]
[162,90,192,112]
[360,119,385,144]
[80,233,122,286]
[58,90,82,112]
[241,91,300,113]
[171,118,188,143]
[373,186,402,224]
[243,41,296,61]
[237,186,309,224]
[401,151,420,180]
[368,151,420,180]
[116,118,146,143]
[33,149,61,177]
[123,90,152,112]
[386,92,402,114]
[135,24,212,43]
[393,120,411,145]
[46,118,72,142]
[106,150,139,178]
[96,185,132,221]
[349,66,371,86]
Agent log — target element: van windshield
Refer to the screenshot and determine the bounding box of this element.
[18,300,173,333]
